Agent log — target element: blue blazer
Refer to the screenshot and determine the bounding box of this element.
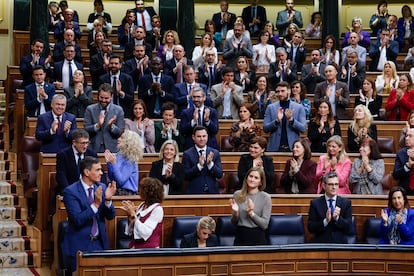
[24,82,55,117]
[99,73,134,117]
[35,111,77,153]
[62,181,115,271]
[263,101,306,152]
[182,146,223,194]
[174,82,209,117]
[369,40,399,71]
[52,42,82,63]
[54,21,82,41]
[379,208,414,245]
[179,106,219,150]
[308,195,353,243]
[212,11,236,33]
[393,148,412,194]
[20,55,52,87]
[197,64,221,90]
[122,58,151,89]
[52,60,84,83]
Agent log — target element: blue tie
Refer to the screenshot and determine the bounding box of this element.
[328,199,335,216]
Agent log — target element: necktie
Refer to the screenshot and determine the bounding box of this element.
[77,152,83,175]
[188,84,192,94]
[88,187,98,236]
[198,109,202,125]
[209,67,214,89]
[57,116,62,134]
[68,61,73,85]
[348,65,352,91]
[281,64,285,81]
[141,12,146,31]
[176,63,182,83]
[288,10,292,17]
[154,76,160,114]
[112,76,118,105]
[328,198,335,216]
[199,149,204,157]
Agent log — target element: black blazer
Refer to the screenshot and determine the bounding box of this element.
[149,159,185,195]
[234,71,256,93]
[180,231,219,248]
[237,154,274,193]
[52,42,82,63]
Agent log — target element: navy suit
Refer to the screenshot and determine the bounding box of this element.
[241,5,267,36]
[338,62,366,93]
[212,11,236,33]
[124,41,153,61]
[52,42,82,63]
[174,82,209,117]
[180,231,219,247]
[286,45,306,72]
[90,52,109,90]
[20,55,52,87]
[122,57,151,90]
[268,61,298,90]
[24,82,55,117]
[179,106,219,150]
[369,40,399,71]
[133,7,156,28]
[301,62,326,94]
[62,181,115,273]
[54,21,82,42]
[35,111,77,153]
[182,146,223,194]
[52,60,84,83]
[99,73,134,117]
[164,59,194,83]
[393,148,413,195]
[308,196,353,243]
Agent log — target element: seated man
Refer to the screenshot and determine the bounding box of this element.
[20,39,52,87]
[301,49,326,94]
[164,45,193,84]
[35,94,77,153]
[369,28,399,71]
[393,128,414,195]
[124,25,153,61]
[308,172,353,243]
[52,44,83,89]
[52,29,82,63]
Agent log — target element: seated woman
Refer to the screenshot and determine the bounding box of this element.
[319,35,340,68]
[105,130,143,195]
[237,136,274,194]
[375,61,399,95]
[157,30,180,63]
[263,21,280,48]
[87,18,106,54]
[350,138,384,194]
[229,167,271,246]
[307,99,341,153]
[63,70,93,118]
[355,78,383,120]
[122,177,164,248]
[180,216,219,248]
[348,104,378,152]
[154,102,184,152]
[229,103,261,152]
[125,100,155,153]
[281,138,317,194]
[248,75,275,119]
[385,73,414,121]
[399,110,414,148]
[192,32,218,70]
[283,23,299,46]
[290,80,311,120]
[379,186,414,245]
[305,11,322,38]
[149,140,184,195]
[315,135,352,194]
[234,56,256,93]
[341,17,371,49]
[252,30,276,74]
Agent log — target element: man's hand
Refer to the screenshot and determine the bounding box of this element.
[94,185,103,207]
[63,120,72,133]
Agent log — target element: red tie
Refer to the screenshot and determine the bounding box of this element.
[57,116,62,134]
[409,166,414,190]
[141,12,146,31]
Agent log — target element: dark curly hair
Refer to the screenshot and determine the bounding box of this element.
[139,177,164,206]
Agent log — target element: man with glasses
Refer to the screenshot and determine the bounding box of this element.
[308,171,353,243]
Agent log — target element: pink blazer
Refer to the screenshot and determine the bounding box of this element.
[315,155,352,194]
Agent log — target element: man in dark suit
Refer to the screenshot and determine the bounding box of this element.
[52,44,83,89]
[133,0,156,36]
[138,56,175,118]
[241,0,267,36]
[62,156,116,274]
[301,49,326,93]
[285,31,306,72]
[52,29,82,63]
[90,39,113,90]
[197,49,222,93]
[122,44,151,91]
[338,48,366,94]
[24,65,55,117]
[314,65,350,120]
[164,45,194,84]
[269,47,297,90]
[182,126,223,194]
[117,9,136,50]
[20,39,52,87]
[84,83,125,153]
[35,94,77,153]
[56,129,98,196]
[393,128,414,195]
[369,28,399,71]
[180,87,219,150]
[276,0,303,36]
[308,172,353,243]
[212,0,236,37]
[54,8,81,42]
[123,25,153,61]
[99,55,134,117]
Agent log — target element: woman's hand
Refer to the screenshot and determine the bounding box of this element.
[121,200,137,217]
[229,198,239,214]
[381,209,388,224]
[104,149,116,164]
[247,198,255,217]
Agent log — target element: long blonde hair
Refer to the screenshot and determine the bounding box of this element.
[236,167,266,202]
[349,104,373,136]
[118,130,143,164]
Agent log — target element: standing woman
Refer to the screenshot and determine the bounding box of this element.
[307,99,341,153]
[355,78,383,120]
[64,70,93,118]
[234,56,256,93]
[180,216,219,248]
[105,130,143,195]
[248,75,274,119]
[89,30,105,58]
[157,30,180,63]
[122,177,164,248]
[263,21,280,48]
[315,135,352,194]
[281,138,317,194]
[375,61,399,95]
[379,186,414,245]
[290,80,311,120]
[320,35,340,68]
[398,5,414,43]
[283,23,299,45]
[229,103,261,151]
[252,30,276,74]
[192,32,218,70]
[348,104,378,152]
[369,0,389,35]
[229,167,272,246]
[125,100,156,153]
[305,11,322,38]
[350,138,384,195]
[385,73,414,121]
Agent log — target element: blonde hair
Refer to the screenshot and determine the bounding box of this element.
[197,216,216,232]
[326,135,347,163]
[162,30,180,45]
[236,167,266,202]
[158,139,179,162]
[118,130,143,163]
[382,61,398,80]
[350,104,373,136]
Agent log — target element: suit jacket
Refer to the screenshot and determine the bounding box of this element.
[341,45,367,66]
[54,21,82,42]
[20,55,52,87]
[263,101,306,152]
[212,11,236,33]
[63,85,93,118]
[393,148,412,194]
[337,62,366,93]
[52,42,82,63]
[286,45,307,71]
[122,57,151,90]
[276,9,303,36]
[179,106,219,150]
[52,60,84,83]
[280,159,317,194]
[241,5,267,35]
[210,83,244,119]
[234,71,256,92]
[369,40,399,71]
[182,146,223,194]
[56,147,98,196]
[124,40,153,61]
[164,58,194,83]
[90,52,108,90]
[301,62,326,93]
[308,195,353,243]
[154,121,184,152]
[222,35,253,68]
[268,61,298,90]
[84,103,125,153]
[314,81,350,120]
[35,111,77,153]
[237,154,274,193]
[197,64,222,91]
[24,82,55,117]
[137,73,176,118]
[149,159,185,195]
[174,82,209,117]
[62,181,115,272]
[99,73,134,117]
[133,7,157,27]
[180,231,219,248]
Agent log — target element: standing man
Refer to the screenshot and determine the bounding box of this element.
[90,39,113,90]
[285,31,306,71]
[393,128,414,195]
[276,0,303,37]
[84,83,125,153]
[52,44,83,89]
[308,172,353,243]
[301,49,326,93]
[263,81,306,152]
[222,23,253,69]
[122,44,151,91]
[268,47,297,90]
[54,8,81,42]
[212,0,236,37]
[369,28,399,71]
[35,94,77,153]
[197,49,222,93]
[338,48,366,94]
[20,39,52,87]
[182,126,223,194]
[62,156,116,274]
[133,0,156,36]
[124,25,153,61]
[52,29,82,63]
[164,45,193,84]
[241,0,267,37]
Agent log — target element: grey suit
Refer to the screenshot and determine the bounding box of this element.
[222,35,253,68]
[84,103,125,153]
[276,9,303,37]
[314,81,350,120]
[210,83,244,119]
